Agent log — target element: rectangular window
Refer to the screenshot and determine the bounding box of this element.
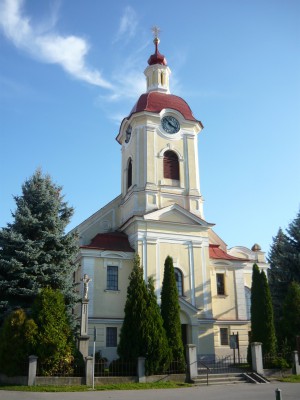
[220,328,229,345]
[106,327,117,347]
[216,273,225,295]
[107,266,118,290]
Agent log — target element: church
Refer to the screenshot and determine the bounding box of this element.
[74,34,269,361]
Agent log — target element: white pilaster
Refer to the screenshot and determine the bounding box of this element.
[188,242,196,306]
[234,268,247,320]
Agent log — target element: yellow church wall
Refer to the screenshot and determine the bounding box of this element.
[87,323,122,360]
[193,245,209,311]
[244,272,252,288]
[211,269,237,320]
[158,242,191,296]
[213,323,250,358]
[141,223,209,238]
[197,325,215,356]
[146,241,157,278]
[145,126,155,184]
[91,257,132,319]
[160,194,185,210]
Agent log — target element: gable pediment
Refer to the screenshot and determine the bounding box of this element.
[143,204,213,227]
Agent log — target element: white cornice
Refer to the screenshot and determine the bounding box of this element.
[143,204,213,226]
[89,318,124,324]
[80,248,134,259]
[210,260,248,269]
[215,320,250,325]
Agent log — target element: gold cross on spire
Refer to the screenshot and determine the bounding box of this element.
[151,26,161,39]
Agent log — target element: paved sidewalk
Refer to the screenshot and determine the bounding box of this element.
[0,382,299,400]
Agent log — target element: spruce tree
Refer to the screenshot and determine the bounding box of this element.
[161,256,185,368]
[268,209,300,341]
[117,254,148,360]
[286,210,300,282]
[268,228,291,328]
[0,169,79,321]
[250,264,276,356]
[281,282,300,350]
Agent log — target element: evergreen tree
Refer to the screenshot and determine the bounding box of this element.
[118,255,171,374]
[259,269,277,356]
[31,287,77,375]
[0,309,37,376]
[268,228,292,327]
[144,277,171,374]
[250,264,276,356]
[0,169,79,321]
[281,282,300,350]
[118,254,148,360]
[161,256,185,367]
[286,210,300,281]
[250,264,264,343]
[268,210,300,340]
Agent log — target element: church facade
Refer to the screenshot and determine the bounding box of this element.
[74,36,269,361]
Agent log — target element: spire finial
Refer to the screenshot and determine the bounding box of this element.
[151,26,161,50]
[152,26,161,39]
[147,26,167,66]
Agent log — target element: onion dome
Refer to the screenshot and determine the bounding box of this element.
[251,243,262,252]
[147,37,167,66]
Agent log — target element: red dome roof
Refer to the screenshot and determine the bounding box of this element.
[130,91,199,122]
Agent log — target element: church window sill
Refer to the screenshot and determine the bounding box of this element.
[104,289,120,294]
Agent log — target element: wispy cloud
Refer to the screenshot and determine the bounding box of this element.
[0,1,185,119]
[0,0,113,89]
[113,6,138,44]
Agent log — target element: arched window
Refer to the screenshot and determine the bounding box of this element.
[127,158,132,189]
[174,268,183,296]
[163,150,179,180]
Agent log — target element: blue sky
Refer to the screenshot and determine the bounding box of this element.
[0,0,299,256]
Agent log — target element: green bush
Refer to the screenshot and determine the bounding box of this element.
[272,357,290,369]
[31,288,76,376]
[0,309,37,376]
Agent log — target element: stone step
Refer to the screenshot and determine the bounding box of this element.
[193,373,248,386]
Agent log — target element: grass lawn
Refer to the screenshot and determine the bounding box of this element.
[278,375,300,383]
[0,381,191,392]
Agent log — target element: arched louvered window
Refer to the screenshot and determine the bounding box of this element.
[174,268,183,296]
[127,158,132,189]
[163,150,179,180]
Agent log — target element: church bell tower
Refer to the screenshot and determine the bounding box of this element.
[116,31,205,225]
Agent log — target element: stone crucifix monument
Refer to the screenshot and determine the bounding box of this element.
[78,274,92,358]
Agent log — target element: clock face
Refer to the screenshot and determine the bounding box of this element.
[161,116,180,134]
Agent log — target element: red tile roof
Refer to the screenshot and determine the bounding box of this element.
[130,92,201,123]
[81,232,134,252]
[209,244,247,261]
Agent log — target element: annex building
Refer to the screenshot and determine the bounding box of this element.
[74,35,269,361]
